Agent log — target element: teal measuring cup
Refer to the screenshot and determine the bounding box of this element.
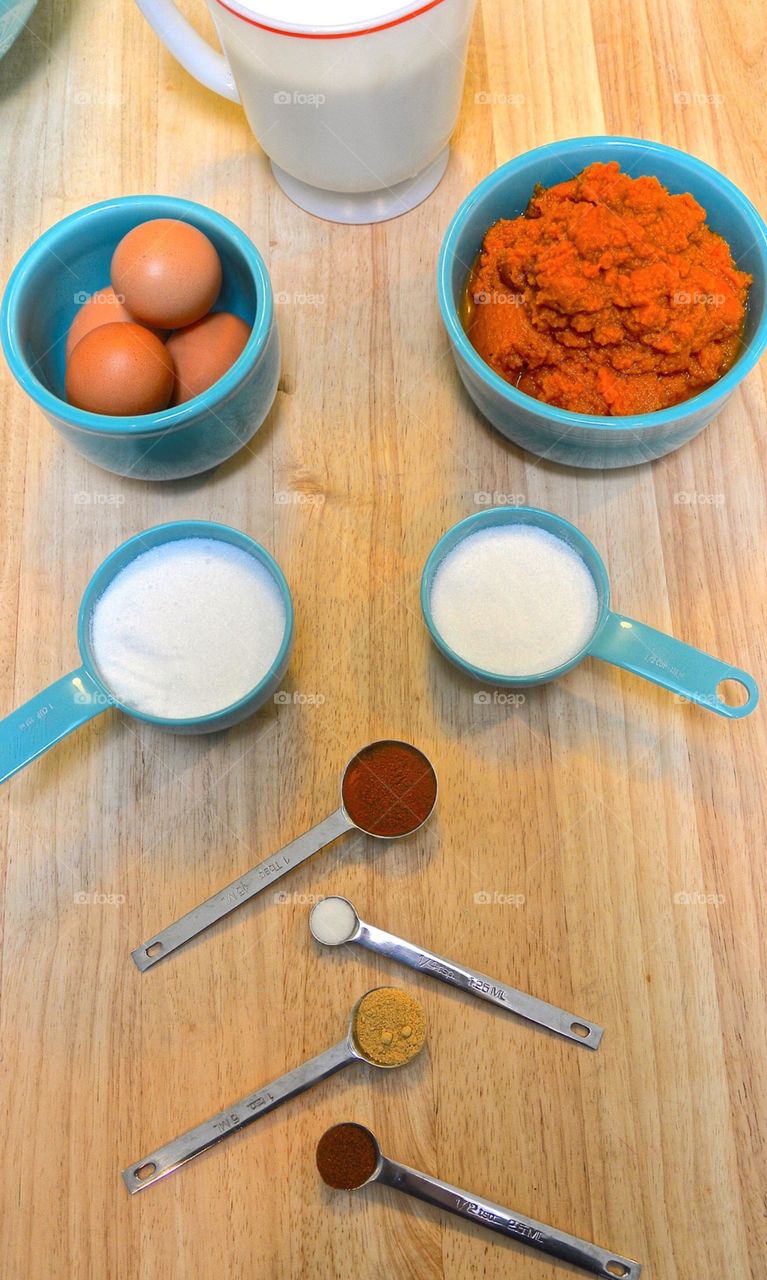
[0,521,294,785]
[420,507,758,719]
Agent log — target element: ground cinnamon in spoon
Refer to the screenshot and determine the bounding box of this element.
[316,1123,379,1190]
[341,740,437,837]
[352,987,426,1066]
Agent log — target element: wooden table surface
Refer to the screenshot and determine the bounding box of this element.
[1,1,765,1277]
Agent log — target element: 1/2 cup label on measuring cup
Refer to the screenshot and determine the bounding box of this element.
[647,652,685,678]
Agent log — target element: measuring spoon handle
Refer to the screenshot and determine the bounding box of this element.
[355,922,602,1049]
[375,1158,641,1278]
[132,806,354,970]
[122,1038,354,1192]
[0,667,110,785]
[590,611,758,719]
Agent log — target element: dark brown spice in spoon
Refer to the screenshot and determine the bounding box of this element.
[341,740,437,837]
[316,1123,378,1190]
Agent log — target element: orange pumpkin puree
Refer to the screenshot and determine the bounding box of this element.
[465,161,751,416]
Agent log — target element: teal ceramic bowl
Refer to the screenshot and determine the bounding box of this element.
[438,137,767,469]
[421,506,758,718]
[1,196,280,480]
[0,521,294,785]
[0,0,36,59]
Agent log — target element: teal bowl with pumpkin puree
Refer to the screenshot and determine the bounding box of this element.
[438,136,767,469]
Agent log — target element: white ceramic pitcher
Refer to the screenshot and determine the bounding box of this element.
[135,0,476,223]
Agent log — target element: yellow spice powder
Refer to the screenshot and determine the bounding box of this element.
[353,987,426,1066]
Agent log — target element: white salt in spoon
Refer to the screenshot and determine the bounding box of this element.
[309,896,603,1049]
[317,1123,642,1278]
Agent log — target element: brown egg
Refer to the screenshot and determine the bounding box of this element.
[111,219,222,329]
[65,286,135,361]
[65,322,174,416]
[166,311,252,405]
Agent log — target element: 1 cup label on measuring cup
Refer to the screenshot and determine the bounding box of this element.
[18,701,55,730]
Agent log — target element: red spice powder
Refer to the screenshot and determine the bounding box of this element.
[341,740,437,837]
[316,1124,379,1190]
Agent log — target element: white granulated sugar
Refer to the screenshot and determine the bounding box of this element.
[429,525,599,677]
[311,897,358,945]
[91,539,286,719]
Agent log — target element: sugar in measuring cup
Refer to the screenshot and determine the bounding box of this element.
[309,895,603,1048]
[317,1123,642,1278]
[0,521,294,786]
[122,987,425,1192]
[420,507,758,718]
[133,739,437,970]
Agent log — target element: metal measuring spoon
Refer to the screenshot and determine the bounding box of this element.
[132,740,437,971]
[122,987,425,1193]
[317,1123,641,1278]
[309,896,602,1049]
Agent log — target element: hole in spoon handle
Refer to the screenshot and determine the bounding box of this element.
[121,1040,353,1192]
[356,925,604,1049]
[131,807,353,970]
[590,612,758,719]
[378,1160,641,1277]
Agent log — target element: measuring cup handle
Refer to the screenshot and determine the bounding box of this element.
[0,667,111,785]
[589,612,759,719]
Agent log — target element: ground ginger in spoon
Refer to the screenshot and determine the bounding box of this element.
[353,987,426,1067]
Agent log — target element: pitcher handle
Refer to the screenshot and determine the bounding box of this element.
[135,0,240,102]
